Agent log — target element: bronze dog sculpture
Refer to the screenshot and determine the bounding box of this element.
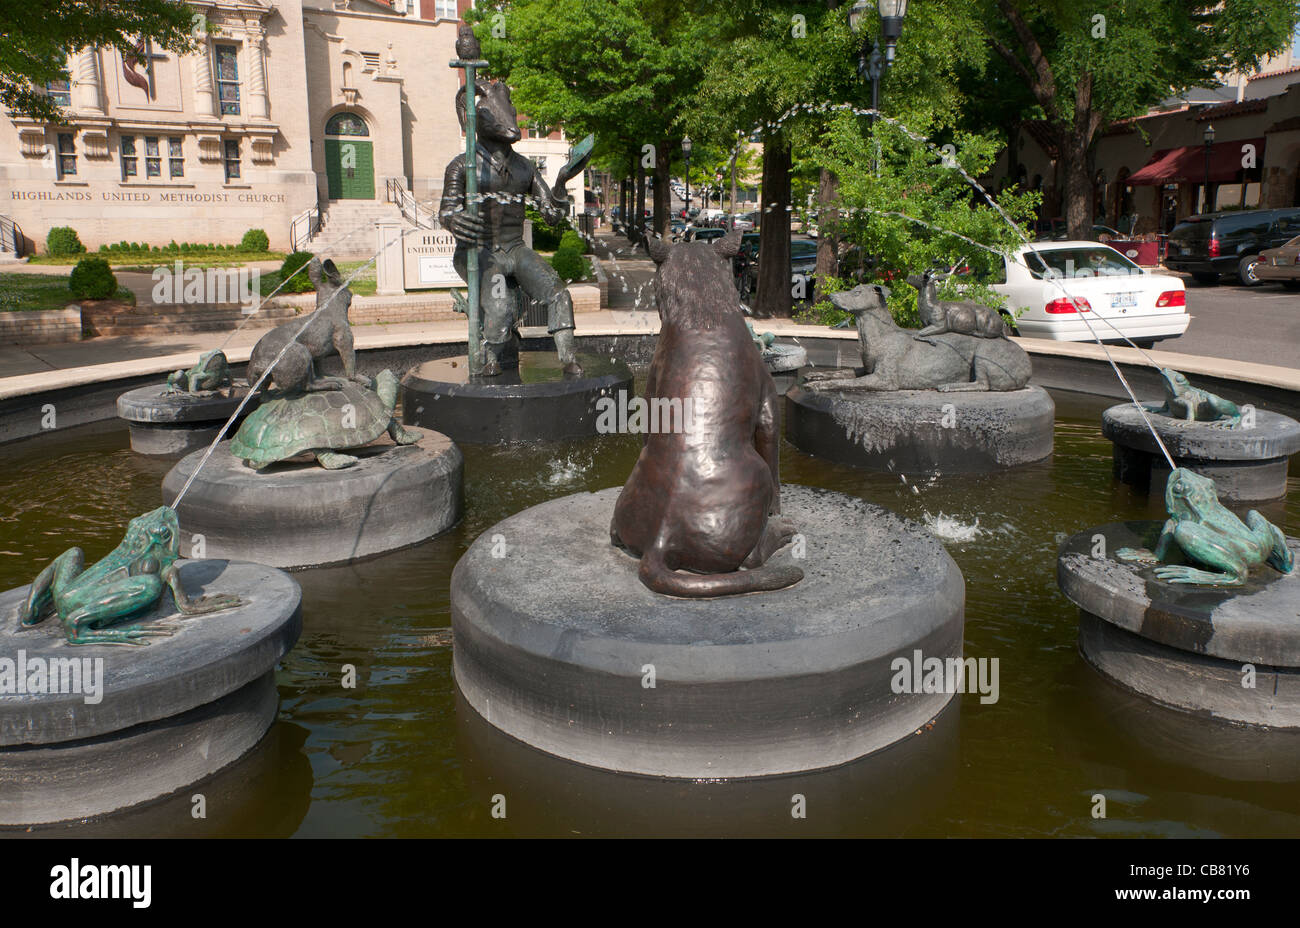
[610,229,803,597]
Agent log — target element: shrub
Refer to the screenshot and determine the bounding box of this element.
[525,206,570,251]
[279,251,316,292]
[240,229,270,252]
[550,248,586,282]
[98,244,108,253]
[559,230,587,254]
[46,227,86,257]
[68,257,117,300]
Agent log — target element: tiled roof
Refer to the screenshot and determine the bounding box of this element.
[1194,98,1269,121]
[1247,64,1300,81]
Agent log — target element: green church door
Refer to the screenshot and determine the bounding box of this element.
[325,138,374,199]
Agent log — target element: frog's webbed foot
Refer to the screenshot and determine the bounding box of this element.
[1116,547,1158,564]
[66,623,174,646]
[1152,564,1244,586]
[176,592,245,616]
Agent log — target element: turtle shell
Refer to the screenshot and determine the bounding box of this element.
[230,381,392,466]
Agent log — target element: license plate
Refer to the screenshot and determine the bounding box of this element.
[1275,256,1292,266]
[1110,292,1137,308]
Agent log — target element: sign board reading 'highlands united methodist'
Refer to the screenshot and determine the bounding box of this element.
[404,229,460,289]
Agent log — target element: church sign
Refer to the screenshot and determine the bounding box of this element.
[403,230,460,289]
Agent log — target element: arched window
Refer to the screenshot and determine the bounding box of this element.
[326,112,369,137]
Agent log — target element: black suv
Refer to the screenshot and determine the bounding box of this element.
[1166,207,1300,285]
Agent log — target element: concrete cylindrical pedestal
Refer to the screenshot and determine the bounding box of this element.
[401,352,634,444]
[1102,403,1300,503]
[117,384,255,458]
[1058,522,1300,728]
[786,384,1054,474]
[451,484,965,779]
[0,560,301,824]
[162,430,463,569]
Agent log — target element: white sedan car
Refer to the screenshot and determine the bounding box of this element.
[991,241,1190,346]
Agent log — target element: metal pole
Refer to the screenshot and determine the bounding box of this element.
[1203,143,1211,214]
[452,54,488,376]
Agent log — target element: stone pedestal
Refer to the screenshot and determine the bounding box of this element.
[162,429,462,569]
[451,484,965,779]
[763,343,807,395]
[1102,403,1300,503]
[117,384,256,458]
[0,560,301,824]
[786,384,1054,474]
[1058,522,1300,728]
[401,351,634,444]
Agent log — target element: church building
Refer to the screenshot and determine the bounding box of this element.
[0,0,571,254]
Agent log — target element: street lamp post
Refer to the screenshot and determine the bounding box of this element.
[682,135,692,221]
[1202,123,1215,215]
[850,0,908,170]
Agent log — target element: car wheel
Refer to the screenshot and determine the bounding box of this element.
[1191,272,1219,285]
[1237,255,1262,286]
[1133,339,1156,350]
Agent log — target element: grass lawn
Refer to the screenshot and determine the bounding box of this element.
[0,273,134,312]
[27,251,285,269]
[258,259,378,299]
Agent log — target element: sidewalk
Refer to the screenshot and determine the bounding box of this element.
[0,309,663,398]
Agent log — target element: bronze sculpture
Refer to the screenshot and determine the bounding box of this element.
[610,230,803,597]
[805,283,1031,392]
[439,79,591,377]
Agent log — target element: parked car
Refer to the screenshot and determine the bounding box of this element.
[697,208,726,224]
[684,227,728,244]
[730,212,758,231]
[990,241,1189,346]
[669,221,688,242]
[1165,207,1300,285]
[1255,234,1300,290]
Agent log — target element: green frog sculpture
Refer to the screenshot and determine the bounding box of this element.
[17,507,243,645]
[166,349,230,394]
[1117,468,1293,586]
[1146,368,1241,425]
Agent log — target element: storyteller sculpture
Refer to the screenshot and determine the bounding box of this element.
[439,71,592,377]
[16,507,243,645]
[610,229,803,597]
[804,283,1031,392]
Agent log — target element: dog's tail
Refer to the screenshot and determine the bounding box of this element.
[637,534,803,598]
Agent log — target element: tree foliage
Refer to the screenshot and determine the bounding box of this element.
[0,0,197,122]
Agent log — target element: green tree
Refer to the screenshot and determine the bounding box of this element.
[470,0,711,238]
[803,114,1040,326]
[0,0,197,122]
[979,0,1299,238]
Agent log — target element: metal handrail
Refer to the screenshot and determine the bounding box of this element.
[386,177,438,229]
[289,201,320,253]
[0,215,24,257]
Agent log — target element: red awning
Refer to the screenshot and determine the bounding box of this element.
[1127,137,1265,185]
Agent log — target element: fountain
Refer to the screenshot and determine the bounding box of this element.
[450,232,964,777]
[0,508,300,824]
[115,349,258,457]
[786,281,1054,472]
[161,257,463,569]
[1103,367,1300,503]
[400,30,632,444]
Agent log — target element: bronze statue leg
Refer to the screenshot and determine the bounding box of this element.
[512,246,582,375]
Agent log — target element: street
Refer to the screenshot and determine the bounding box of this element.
[1169,279,1300,369]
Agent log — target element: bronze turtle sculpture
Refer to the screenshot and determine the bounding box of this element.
[230,368,418,470]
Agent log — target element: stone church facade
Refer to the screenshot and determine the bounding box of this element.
[0,0,479,252]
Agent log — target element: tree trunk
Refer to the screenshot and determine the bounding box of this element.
[654,140,670,237]
[728,134,740,218]
[754,131,792,319]
[633,155,646,243]
[813,166,839,303]
[1061,131,1094,239]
